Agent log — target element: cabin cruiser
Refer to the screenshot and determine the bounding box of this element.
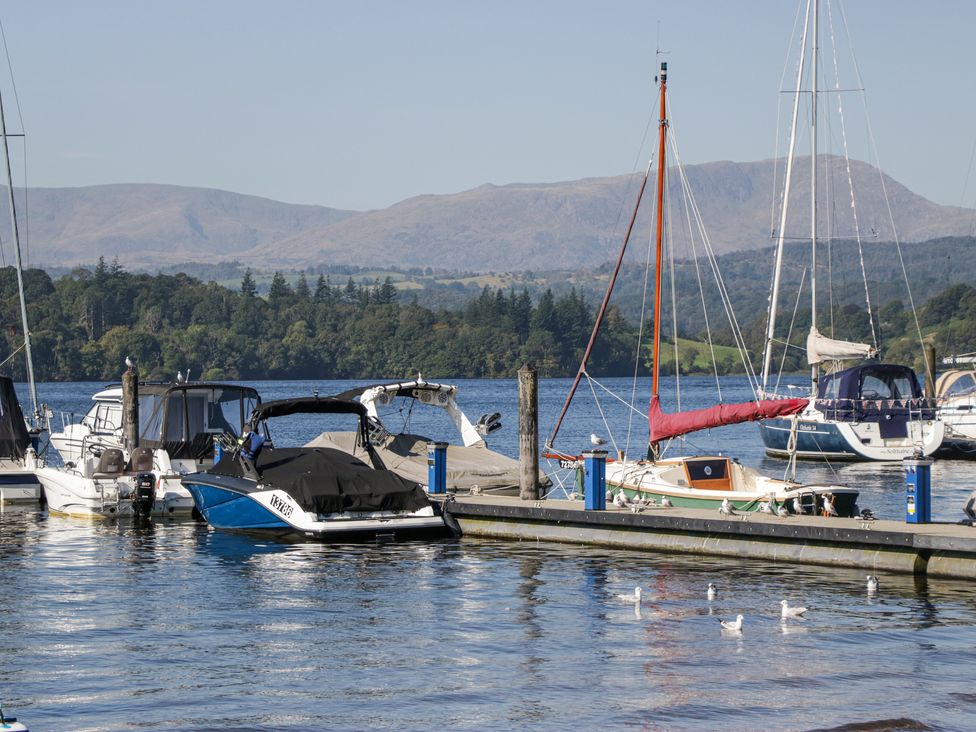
[935,369,976,457]
[308,379,544,494]
[182,395,448,541]
[49,385,124,465]
[37,382,259,518]
[0,376,41,504]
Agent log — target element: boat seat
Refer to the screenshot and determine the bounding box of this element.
[127,447,154,473]
[683,458,732,491]
[94,447,125,476]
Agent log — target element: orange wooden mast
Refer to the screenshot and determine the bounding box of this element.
[650,61,668,401]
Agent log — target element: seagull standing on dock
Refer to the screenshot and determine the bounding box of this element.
[661,496,672,507]
[707,583,717,601]
[867,575,879,593]
[759,501,773,514]
[720,614,743,632]
[777,505,790,518]
[792,497,805,515]
[780,600,807,619]
[719,498,735,516]
[617,586,642,605]
[590,433,606,447]
[822,494,838,517]
[613,491,630,508]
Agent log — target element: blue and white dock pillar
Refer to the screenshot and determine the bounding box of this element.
[427,441,448,494]
[904,454,933,524]
[583,450,607,510]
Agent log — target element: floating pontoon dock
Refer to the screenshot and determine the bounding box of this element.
[438,495,976,580]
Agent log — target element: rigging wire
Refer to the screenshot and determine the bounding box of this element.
[826,0,877,350]
[0,18,27,268]
[837,1,927,373]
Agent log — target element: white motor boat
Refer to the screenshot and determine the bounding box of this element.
[935,369,976,457]
[38,381,260,518]
[49,385,123,465]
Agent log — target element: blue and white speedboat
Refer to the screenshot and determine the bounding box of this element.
[182,396,449,541]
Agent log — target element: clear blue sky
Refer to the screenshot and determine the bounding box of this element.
[1,0,974,211]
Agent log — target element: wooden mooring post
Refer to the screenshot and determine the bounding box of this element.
[518,364,539,501]
[122,363,139,451]
[923,343,937,398]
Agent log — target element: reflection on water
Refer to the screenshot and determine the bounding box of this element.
[1,510,976,730]
[4,380,976,729]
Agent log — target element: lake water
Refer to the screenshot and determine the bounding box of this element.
[3,377,976,731]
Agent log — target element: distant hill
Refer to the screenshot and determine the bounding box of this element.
[6,157,975,272]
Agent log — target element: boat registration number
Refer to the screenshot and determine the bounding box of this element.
[270,493,294,518]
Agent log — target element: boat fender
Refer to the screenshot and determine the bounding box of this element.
[440,498,462,538]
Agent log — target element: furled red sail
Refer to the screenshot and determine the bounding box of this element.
[648,395,808,443]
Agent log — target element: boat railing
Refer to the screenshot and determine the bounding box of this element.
[813,397,938,423]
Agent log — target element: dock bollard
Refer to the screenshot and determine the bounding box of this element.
[427,441,448,494]
[583,450,607,510]
[904,454,932,524]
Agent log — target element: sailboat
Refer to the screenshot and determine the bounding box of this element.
[0,72,45,504]
[547,61,858,516]
[756,0,943,462]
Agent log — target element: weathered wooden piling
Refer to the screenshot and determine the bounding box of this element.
[518,364,539,501]
[122,364,139,450]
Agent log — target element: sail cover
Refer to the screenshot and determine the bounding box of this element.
[648,395,808,443]
[806,327,876,365]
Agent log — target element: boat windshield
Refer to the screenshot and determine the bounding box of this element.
[139,385,260,458]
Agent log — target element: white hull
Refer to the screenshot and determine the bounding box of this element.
[0,456,41,504]
[605,456,858,514]
[36,466,193,519]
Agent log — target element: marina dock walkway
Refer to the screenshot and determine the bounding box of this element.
[439,494,976,580]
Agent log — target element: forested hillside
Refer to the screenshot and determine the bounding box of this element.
[0,258,970,382]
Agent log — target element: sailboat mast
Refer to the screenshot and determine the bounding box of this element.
[0,89,37,418]
[760,0,812,395]
[650,62,668,399]
[809,0,820,395]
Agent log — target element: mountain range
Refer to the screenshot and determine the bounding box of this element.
[7,156,974,273]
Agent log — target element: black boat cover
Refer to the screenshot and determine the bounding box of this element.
[211,446,431,515]
[0,376,29,460]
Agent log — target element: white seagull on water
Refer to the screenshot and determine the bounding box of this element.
[867,575,879,593]
[617,586,642,605]
[707,583,717,601]
[720,614,744,632]
[780,599,808,619]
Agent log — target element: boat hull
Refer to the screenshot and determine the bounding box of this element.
[183,474,449,542]
[36,467,194,519]
[759,415,943,462]
[605,458,859,517]
[0,470,41,504]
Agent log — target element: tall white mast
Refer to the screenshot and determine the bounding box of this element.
[0,88,38,420]
[809,0,820,395]
[761,0,812,395]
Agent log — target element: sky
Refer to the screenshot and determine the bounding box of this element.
[0,0,975,211]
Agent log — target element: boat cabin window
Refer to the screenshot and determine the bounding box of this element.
[140,386,259,444]
[860,373,916,400]
[945,373,976,397]
[84,402,122,433]
[819,375,842,400]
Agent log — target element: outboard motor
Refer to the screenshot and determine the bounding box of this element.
[132,473,155,520]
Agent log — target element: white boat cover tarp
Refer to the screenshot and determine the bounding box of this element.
[806,327,876,365]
